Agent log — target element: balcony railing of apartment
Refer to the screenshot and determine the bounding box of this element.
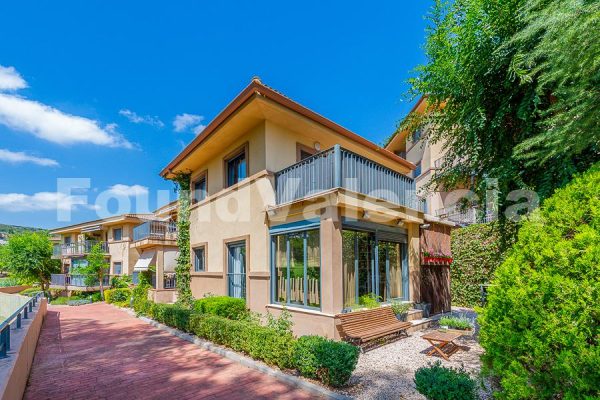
[275,145,426,212]
[50,274,111,287]
[52,240,108,257]
[133,220,178,242]
[435,206,497,225]
[163,273,176,289]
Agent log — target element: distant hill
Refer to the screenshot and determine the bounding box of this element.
[0,223,45,238]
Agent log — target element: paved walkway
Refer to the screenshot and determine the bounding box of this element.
[24,303,316,400]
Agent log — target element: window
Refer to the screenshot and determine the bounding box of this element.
[193,246,205,272]
[414,162,422,178]
[272,229,321,308]
[192,174,207,203]
[296,143,316,161]
[113,228,122,241]
[113,262,122,275]
[342,229,407,308]
[64,236,71,245]
[411,129,422,143]
[225,146,247,187]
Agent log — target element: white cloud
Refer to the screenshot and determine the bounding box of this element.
[0,64,133,148]
[0,94,133,148]
[106,184,149,197]
[0,148,59,167]
[0,66,27,90]
[119,109,164,128]
[0,192,91,212]
[173,113,205,134]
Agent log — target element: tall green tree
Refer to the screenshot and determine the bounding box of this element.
[405,0,599,206]
[76,243,109,299]
[3,231,60,291]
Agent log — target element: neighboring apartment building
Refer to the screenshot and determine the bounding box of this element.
[49,202,179,303]
[385,97,493,226]
[160,78,427,338]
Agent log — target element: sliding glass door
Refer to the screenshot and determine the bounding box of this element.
[342,229,408,308]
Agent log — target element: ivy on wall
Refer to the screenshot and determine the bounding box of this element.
[450,222,517,307]
[171,172,194,308]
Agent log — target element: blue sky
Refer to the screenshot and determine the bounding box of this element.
[0,1,430,229]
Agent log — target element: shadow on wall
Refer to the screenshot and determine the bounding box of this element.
[23,307,312,400]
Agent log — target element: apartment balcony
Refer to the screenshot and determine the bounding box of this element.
[52,240,108,258]
[131,220,178,249]
[274,145,426,214]
[435,206,497,226]
[50,274,111,291]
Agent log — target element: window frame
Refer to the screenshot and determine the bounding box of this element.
[223,143,249,188]
[113,227,123,241]
[270,227,321,310]
[112,261,122,275]
[296,143,316,162]
[192,171,208,204]
[192,245,206,273]
[341,227,409,311]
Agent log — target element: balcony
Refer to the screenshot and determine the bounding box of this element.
[133,220,178,243]
[435,205,497,226]
[274,145,425,212]
[52,240,108,258]
[50,274,111,290]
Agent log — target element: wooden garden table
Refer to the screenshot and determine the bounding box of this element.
[422,330,464,360]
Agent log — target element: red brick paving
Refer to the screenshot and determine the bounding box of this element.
[24,303,317,400]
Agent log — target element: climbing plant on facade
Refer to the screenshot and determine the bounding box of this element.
[170,172,194,308]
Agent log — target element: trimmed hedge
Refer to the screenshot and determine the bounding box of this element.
[293,335,359,387]
[450,222,517,307]
[479,163,600,399]
[190,313,295,369]
[193,296,248,320]
[105,288,132,305]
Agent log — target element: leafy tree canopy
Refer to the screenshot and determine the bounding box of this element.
[405,0,599,204]
[3,231,59,290]
[77,243,109,298]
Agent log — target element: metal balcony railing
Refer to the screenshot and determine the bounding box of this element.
[133,220,178,242]
[274,145,425,212]
[53,241,108,257]
[50,274,111,287]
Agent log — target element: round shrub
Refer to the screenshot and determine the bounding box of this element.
[193,296,248,320]
[479,164,600,399]
[105,288,132,304]
[414,361,477,400]
[293,335,359,387]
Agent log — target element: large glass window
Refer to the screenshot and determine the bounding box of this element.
[272,229,320,309]
[113,262,122,275]
[342,230,407,308]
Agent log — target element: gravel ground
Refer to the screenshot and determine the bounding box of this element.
[339,309,493,400]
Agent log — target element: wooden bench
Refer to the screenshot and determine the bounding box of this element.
[336,306,411,351]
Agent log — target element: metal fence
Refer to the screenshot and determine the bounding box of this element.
[133,220,178,242]
[0,292,44,358]
[53,240,108,257]
[275,145,425,211]
[50,274,111,287]
[163,273,176,289]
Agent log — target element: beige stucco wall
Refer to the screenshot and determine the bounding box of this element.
[189,174,274,303]
[0,298,47,400]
